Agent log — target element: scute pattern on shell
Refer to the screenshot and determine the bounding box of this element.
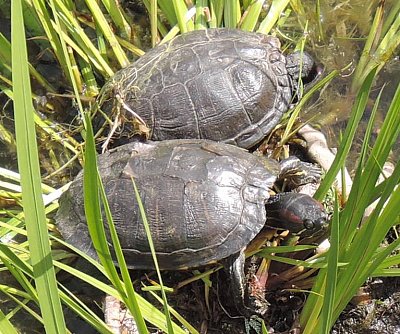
[97,29,293,149]
[56,139,279,270]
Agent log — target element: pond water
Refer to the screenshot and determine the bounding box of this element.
[292,0,400,171]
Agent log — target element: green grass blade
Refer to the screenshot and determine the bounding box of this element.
[29,0,70,80]
[374,252,400,274]
[321,193,339,334]
[332,183,400,325]
[55,258,189,333]
[53,233,188,333]
[382,1,400,36]
[195,0,208,30]
[44,0,92,142]
[301,78,400,333]
[280,69,340,146]
[0,309,19,334]
[0,32,55,93]
[83,113,149,334]
[50,0,114,77]
[97,178,152,333]
[0,243,33,277]
[1,243,112,334]
[11,1,66,333]
[357,88,383,169]
[224,0,241,28]
[101,0,131,39]
[132,179,175,333]
[84,0,129,67]
[261,319,269,333]
[0,256,37,304]
[257,0,290,34]
[76,115,189,332]
[59,285,115,334]
[351,3,400,92]
[83,126,119,278]
[350,1,384,92]
[172,0,193,33]
[209,0,224,27]
[149,0,158,46]
[154,0,178,27]
[147,290,199,334]
[337,88,385,246]
[260,254,328,269]
[339,82,400,248]
[1,291,44,327]
[314,67,377,201]
[240,0,264,31]
[301,269,326,333]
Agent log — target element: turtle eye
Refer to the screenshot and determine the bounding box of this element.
[315,216,327,230]
[318,217,327,227]
[303,219,315,231]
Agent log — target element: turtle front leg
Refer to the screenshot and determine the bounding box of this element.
[225,250,268,316]
[278,156,322,189]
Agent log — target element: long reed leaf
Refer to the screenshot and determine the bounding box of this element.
[257,0,290,34]
[314,67,377,201]
[83,113,149,333]
[320,193,339,334]
[84,0,129,67]
[240,0,264,31]
[301,80,400,333]
[0,309,19,334]
[11,1,66,333]
[132,179,175,333]
[224,0,241,28]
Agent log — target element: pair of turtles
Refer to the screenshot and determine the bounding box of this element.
[57,29,328,315]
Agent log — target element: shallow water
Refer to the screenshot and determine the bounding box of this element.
[297,0,400,170]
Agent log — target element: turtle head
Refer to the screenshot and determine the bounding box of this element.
[265,192,329,238]
[286,51,322,97]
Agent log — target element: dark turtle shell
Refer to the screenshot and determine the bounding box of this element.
[96,29,303,149]
[56,139,280,269]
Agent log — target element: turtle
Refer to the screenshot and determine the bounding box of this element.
[56,139,328,314]
[95,29,318,150]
